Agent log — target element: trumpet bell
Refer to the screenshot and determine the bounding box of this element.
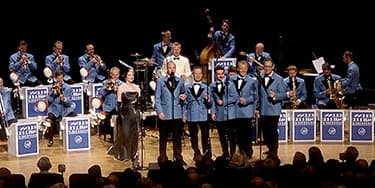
[9,72,19,85]
[43,66,53,78]
[80,67,89,80]
[91,97,102,109]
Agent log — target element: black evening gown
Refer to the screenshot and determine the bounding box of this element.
[109,92,139,161]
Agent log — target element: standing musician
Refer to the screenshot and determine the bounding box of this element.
[78,43,107,83]
[313,63,342,109]
[209,19,236,58]
[161,42,192,83]
[209,66,236,160]
[45,70,76,146]
[97,67,123,142]
[230,60,258,159]
[259,58,288,157]
[45,41,74,84]
[283,65,308,109]
[341,51,362,108]
[183,65,212,163]
[0,78,17,141]
[151,30,173,73]
[155,61,186,166]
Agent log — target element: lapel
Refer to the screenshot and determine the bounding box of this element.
[189,84,204,102]
[235,77,246,95]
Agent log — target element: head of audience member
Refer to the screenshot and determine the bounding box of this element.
[37,156,52,173]
[292,151,307,168]
[342,146,359,163]
[307,146,325,167]
[88,164,102,179]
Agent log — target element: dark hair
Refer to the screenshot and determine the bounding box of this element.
[55,70,64,77]
[37,157,52,171]
[214,65,224,72]
[228,65,237,73]
[322,63,331,70]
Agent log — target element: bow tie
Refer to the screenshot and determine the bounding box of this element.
[163,43,168,47]
[216,81,223,84]
[173,57,179,60]
[238,77,245,80]
[193,83,200,86]
[264,74,270,78]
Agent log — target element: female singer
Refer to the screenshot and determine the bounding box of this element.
[109,69,141,168]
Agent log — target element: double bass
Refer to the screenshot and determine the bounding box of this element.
[200,9,224,83]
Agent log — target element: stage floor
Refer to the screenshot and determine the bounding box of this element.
[0,126,374,185]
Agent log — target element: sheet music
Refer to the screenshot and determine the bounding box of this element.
[312,57,325,74]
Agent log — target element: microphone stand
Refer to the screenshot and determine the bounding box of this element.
[256,72,263,160]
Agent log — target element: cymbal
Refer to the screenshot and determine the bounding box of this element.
[239,51,248,56]
[130,53,143,57]
[140,58,157,65]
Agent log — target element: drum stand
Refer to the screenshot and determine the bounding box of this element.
[136,111,148,170]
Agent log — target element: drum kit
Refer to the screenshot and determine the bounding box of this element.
[128,53,156,111]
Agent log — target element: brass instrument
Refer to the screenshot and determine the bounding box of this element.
[90,54,105,66]
[54,54,64,66]
[327,78,346,109]
[290,77,298,109]
[105,80,116,90]
[20,54,29,69]
[51,84,63,95]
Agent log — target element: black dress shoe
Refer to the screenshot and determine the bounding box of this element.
[47,140,53,147]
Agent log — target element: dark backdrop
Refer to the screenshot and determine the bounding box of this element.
[1,1,373,102]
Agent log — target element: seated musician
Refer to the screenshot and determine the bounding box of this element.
[0,78,17,141]
[45,70,76,146]
[283,65,309,109]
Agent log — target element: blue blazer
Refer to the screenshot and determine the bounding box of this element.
[155,75,185,120]
[9,52,38,84]
[151,42,173,69]
[45,53,72,81]
[214,31,236,58]
[209,79,237,121]
[0,87,16,122]
[183,82,211,122]
[313,73,341,106]
[99,79,124,112]
[78,54,107,83]
[341,62,362,94]
[47,83,74,117]
[283,76,307,103]
[231,75,258,119]
[259,72,288,116]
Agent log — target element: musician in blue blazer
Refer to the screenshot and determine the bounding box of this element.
[230,60,258,159]
[313,63,342,109]
[45,41,73,84]
[98,67,123,142]
[283,65,308,109]
[155,61,186,166]
[151,30,173,70]
[259,58,288,157]
[46,70,76,146]
[78,43,107,83]
[183,65,212,162]
[247,42,272,76]
[341,51,362,108]
[210,66,237,159]
[0,78,17,140]
[9,40,41,86]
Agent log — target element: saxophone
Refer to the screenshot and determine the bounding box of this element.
[290,77,298,109]
[333,80,346,109]
[327,78,346,109]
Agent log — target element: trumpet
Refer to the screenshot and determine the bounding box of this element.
[51,83,63,96]
[19,54,29,69]
[54,54,64,66]
[90,54,105,66]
